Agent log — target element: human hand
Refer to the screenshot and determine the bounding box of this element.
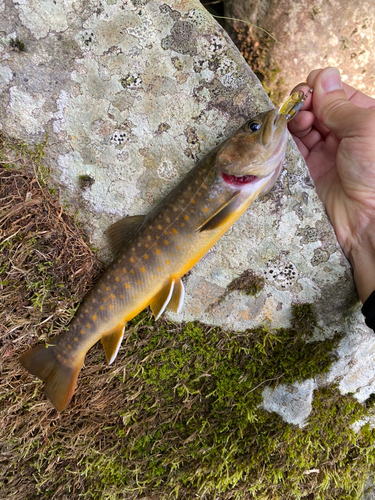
[288,67,375,302]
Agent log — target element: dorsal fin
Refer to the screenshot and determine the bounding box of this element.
[196,192,241,232]
[101,325,126,365]
[106,215,145,256]
[149,280,175,320]
[167,278,185,314]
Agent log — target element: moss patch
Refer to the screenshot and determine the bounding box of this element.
[227,268,266,296]
[104,308,345,498]
[1,135,375,500]
[9,37,26,52]
[229,24,288,103]
[213,269,266,310]
[78,174,95,189]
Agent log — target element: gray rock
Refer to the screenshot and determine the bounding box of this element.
[326,323,375,402]
[224,0,375,101]
[364,477,375,500]
[262,379,317,428]
[1,0,374,426]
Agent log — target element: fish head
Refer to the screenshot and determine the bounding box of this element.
[217,109,288,195]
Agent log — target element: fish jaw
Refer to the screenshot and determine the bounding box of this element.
[218,111,287,197]
[222,162,283,216]
[216,109,288,180]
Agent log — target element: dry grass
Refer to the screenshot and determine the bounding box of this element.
[0,135,106,498]
[0,150,102,345]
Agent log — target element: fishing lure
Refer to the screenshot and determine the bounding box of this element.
[278,88,313,121]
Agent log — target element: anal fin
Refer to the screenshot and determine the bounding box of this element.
[167,278,185,314]
[101,325,125,365]
[196,192,241,232]
[106,215,145,256]
[150,280,175,320]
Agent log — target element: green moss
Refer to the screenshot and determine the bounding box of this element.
[9,38,26,52]
[291,302,317,338]
[78,174,95,189]
[74,305,373,499]
[227,269,266,296]
[47,304,375,500]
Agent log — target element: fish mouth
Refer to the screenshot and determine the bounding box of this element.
[222,173,258,186]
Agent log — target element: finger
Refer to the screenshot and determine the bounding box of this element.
[289,82,309,94]
[308,69,359,100]
[290,78,336,138]
[297,127,324,152]
[342,81,363,100]
[291,135,310,160]
[312,117,331,138]
[288,110,315,136]
[308,68,375,111]
[306,67,375,140]
[346,86,375,109]
[306,68,324,88]
[288,109,332,149]
[288,110,330,144]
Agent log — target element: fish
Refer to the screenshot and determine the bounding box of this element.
[19,109,288,411]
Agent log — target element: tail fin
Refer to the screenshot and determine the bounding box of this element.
[19,346,84,412]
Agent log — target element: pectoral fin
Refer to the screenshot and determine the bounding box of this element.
[101,325,125,365]
[106,215,145,256]
[167,278,185,314]
[150,280,175,320]
[196,192,241,232]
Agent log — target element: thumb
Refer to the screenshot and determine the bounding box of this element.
[307,67,365,140]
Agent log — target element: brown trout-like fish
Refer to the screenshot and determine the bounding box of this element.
[20,109,287,411]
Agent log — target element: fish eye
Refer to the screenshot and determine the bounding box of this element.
[247,121,262,132]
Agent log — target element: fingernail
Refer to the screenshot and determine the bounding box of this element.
[321,67,342,92]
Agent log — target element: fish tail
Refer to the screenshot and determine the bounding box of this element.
[19,345,84,412]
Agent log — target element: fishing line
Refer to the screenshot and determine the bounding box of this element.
[211,14,288,48]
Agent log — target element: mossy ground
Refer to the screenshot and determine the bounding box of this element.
[1,136,375,499]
